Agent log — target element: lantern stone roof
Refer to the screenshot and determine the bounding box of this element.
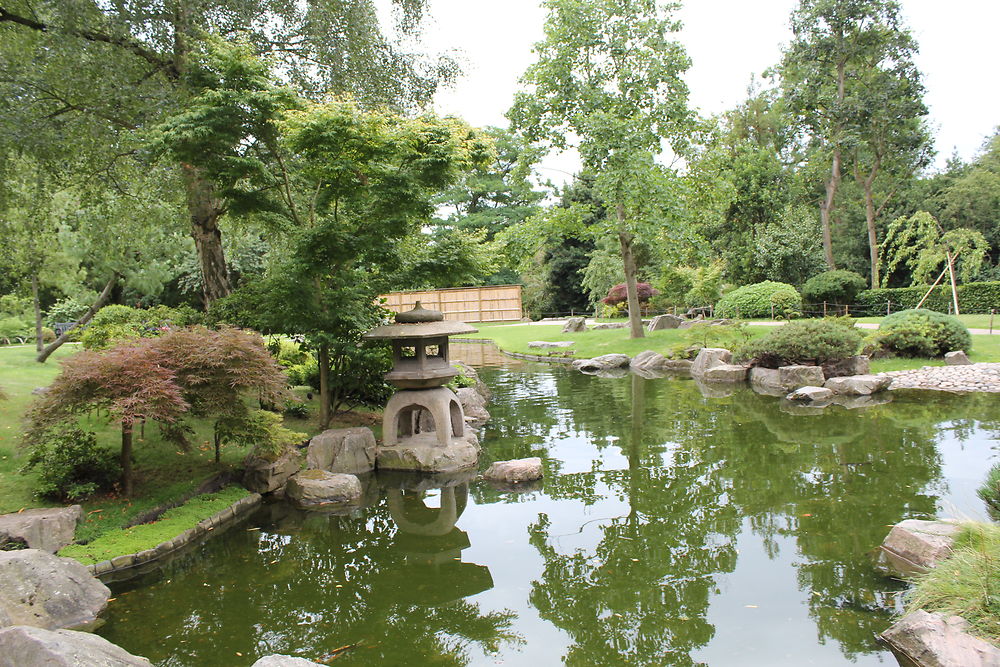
[364,301,478,340]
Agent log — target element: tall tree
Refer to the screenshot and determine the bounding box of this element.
[0,0,457,305]
[509,0,692,338]
[779,0,928,279]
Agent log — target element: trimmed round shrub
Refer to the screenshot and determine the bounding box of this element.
[716,281,802,319]
[878,309,971,357]
[740,318,863,368]
[802,270,868,306]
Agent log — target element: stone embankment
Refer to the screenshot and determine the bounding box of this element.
[879,363,1000,393]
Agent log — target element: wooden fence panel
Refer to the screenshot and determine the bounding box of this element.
[379,285,522,322]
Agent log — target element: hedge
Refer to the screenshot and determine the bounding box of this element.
[856,281,1000,315]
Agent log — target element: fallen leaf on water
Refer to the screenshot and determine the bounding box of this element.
[801,513,812,517]
[745,605,759,608]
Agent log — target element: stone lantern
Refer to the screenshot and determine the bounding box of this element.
[363,302,480,473]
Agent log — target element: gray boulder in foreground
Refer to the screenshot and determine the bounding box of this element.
[944,350,972,366]
[483,457,543,484]
[252,656,324,667]
[787,386,834,402]
[286,471,362,507]
[690,348,732,377]
[0,506,82,554]
[561,317,586,333]
[880,519,959,572]
[702,364,748,382]
[630,350,666,371]
[0,550,109,631]
[824,374,892,396]
[573,354,631,372]
[306,427,376,475]
[0,625,152,667]
[881,610,1000,667]
[647,314,684,331]
[243,448,302,494]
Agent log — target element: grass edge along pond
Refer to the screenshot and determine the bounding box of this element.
[464,321,1000,373]
[58,485,251,565]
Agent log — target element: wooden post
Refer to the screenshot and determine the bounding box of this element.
[916,266,949,309]
[946,251,960,316]
[887,300,891,316]
[991,309,995,334]
[770,304,775,319]
[823,301,827,317]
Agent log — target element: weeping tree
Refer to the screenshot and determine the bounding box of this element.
[509,0,693,339]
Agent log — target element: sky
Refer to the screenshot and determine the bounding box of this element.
[383,0,1000,184]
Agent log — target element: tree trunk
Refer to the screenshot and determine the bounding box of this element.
[36,274,117,362]
[31,274,43,353]
[863,173,880,289]
[820,147,841,271]
[617,204,644,339]
[182,164,231,307]
[318,343,331,429]
[121,423,134,498]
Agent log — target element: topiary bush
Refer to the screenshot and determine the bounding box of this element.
[877,309,972,357]
[740,318,864,368]
[715,281,802,319]
[20,426,120,501]
[802,270,868,306]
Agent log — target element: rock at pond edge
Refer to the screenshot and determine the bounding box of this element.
[0,549,110,631]
[286,470,362,507]
[483,457,543,484]
[0,506,82,554]
[0,625,153,667]
[306,427,376,475]
[881,609,1000,667]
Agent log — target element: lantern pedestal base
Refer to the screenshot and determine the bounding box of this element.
[376,432,479,474]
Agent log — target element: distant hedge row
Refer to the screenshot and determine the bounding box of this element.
[857,281,1000,315]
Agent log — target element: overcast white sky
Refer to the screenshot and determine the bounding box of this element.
[388,0,999,184]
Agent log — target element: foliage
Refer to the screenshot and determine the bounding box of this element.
[602,283,659,306]
[802,270,869,306]
[59,486,250,565]
[20,426,119,502]
[681,322,753,353]
[740,319,863,368]
[215,410,305,460]
[79,304,197,350]
[877,309,972,357]
[857,281,1000,315]
[882,211,989,287]
[905,522,1000,644]
[715,281,802,319]
[749,205,826,286]
[979,463,1000,522]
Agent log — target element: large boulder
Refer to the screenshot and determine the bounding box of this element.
[243,448,302,494]
[881,610,1000,667]
[0,625,152,666]
[750,365,825,393]
[880,519,959,572]
[630,350,666,371]
[561,317,586,333]
[573,354,631,372]
[690,348,732,377]
[822,355,871,378]
[702,364,748,382]
[285,470,362,507]
[252,657,323,667]
[452,361,491,403]
[456,387,490,430]
[944,350,972,366]
[824,374,892,396]
[647,314,684,331]
[591,322,625,330]
[305,427,376,475]
[661,359,694,373]
[483,457,543,484]
[0,506,82,554]
[0,550,109,630]
[787,386,834,403]
[376,432,480,474]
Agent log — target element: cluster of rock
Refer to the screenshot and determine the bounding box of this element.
[877,520,1000,667]
[878,362,1000,393]
[560,314,730,335]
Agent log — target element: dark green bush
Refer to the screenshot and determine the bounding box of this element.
[80,304,197,349]
[716,281,802,319]
[802,270,868,306]
[979,463,1000,522]
[878,309,972,357]
[20,426,120,501]
[740,318,863,368]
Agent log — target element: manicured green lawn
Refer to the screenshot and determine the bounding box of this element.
[465,322,1000,373]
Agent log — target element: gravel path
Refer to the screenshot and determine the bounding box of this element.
[879,363,1000,393]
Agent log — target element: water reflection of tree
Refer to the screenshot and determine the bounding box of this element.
[519,370,956,663]
[99,501,518,666]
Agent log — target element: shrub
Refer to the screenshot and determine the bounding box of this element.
[715,281,802,319]
[286,357,319,388]
[857,281,1000,315]
[802,270,868,306]
[20,426,120,501]
[878,309,971,357]
[216,409,306,460]
[80,304,197,349]
[740,318,863,368]
[601,282,659,306]
[0,316,29,342]
[978,463,1000,522]
[45,297,91,327]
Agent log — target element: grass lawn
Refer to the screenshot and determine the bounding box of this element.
[853,313,1000,331]
[0,343,350,543]
[465,322,1000,373]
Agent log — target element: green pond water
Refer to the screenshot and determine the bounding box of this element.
[97,353,999,666]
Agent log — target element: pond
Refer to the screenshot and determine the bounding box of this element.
[96,351,999,666]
